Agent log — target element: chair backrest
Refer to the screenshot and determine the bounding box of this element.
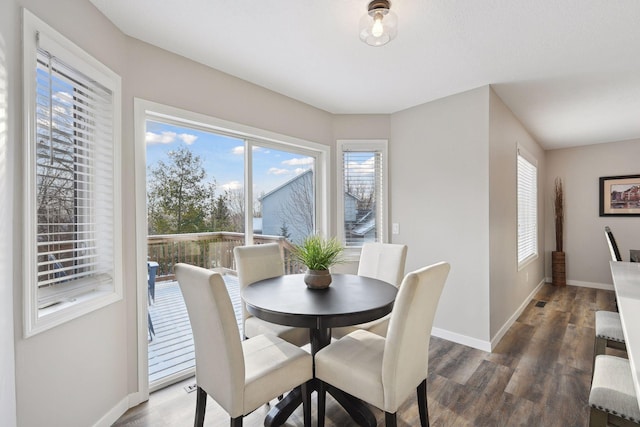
[175,263,244,415]
[147,262,158,285]
[233,243,285,324]
[357,242,408,287]
[382,262,450,410]
[605,226,622,261]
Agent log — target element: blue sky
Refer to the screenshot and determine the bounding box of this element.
[145,120,313,199]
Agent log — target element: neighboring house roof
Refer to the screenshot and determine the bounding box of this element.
[345,192,359,201]
[259,169,312,201]
[350,218,376,236]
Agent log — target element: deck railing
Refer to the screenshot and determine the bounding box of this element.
[147,232,304,280]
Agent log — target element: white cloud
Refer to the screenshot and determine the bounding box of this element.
[221,180,243,191]
[232,145,263,155]
[146,131,177,145]
[146,131,198,145]
[294,168,307,175]
[346,156,375,174]
[53,91,72,104]
[282,157,314,166]
[178,133,198,145]
[268,167,290,175]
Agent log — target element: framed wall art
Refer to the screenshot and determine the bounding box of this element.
[599,174,640,216]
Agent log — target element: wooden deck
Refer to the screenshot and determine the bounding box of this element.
[148,275,243,384]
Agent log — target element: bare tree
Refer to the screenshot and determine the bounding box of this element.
[346,181,375,212]
[226,188,245,233]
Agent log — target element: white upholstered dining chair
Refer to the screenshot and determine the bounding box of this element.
[589,355,640,426]
[315,261,450,427]
[332,242,408,339]
[233,243,310,346]
[175,263,313,427]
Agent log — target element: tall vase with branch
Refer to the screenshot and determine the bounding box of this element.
[552,177,566,286]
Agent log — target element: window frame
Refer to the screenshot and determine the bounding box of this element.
[336,139,389,251]
[22,9,123,337]
[516,145,538,269]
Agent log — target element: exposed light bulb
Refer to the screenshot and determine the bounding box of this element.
[371,12,384,37]
[359,0,397,46]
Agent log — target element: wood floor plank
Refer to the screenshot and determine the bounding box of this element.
[115,283,608,426]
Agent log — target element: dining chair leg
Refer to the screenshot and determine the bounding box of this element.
[589,407,607,427]
[417,379,429,427]
[195,386,207,427]
[230,416,242,427]
[318,381,327,427]
[301,380,311,427]
[385,411,397,427]
[592,337,606,381]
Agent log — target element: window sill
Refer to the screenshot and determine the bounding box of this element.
[517,254,539,271]
[25,288,122,338]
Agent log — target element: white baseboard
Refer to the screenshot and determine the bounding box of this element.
[544,277,614,290]
[433,277,614,355]
[431,327,491,352]
[567,279,614,290]
[490,279,545,351]
[93,392,144,427]
[93,396,129,427]
[432,279,545,353]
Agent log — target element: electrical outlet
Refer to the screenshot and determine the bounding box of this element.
[392,223,399,234]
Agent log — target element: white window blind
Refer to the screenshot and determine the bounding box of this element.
[23,8,122,336]
[340,144,386,247]
[35,44,115,293]
[517,149,538,266]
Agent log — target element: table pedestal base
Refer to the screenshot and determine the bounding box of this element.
[264,382,376,427]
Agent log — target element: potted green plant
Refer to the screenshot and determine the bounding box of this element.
[552,177,566,286]
[292,235,344,289]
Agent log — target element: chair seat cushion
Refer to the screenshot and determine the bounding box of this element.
[245,316,310,347]
[316,329,387,410]
[242,334,313,415]
[332,314,390,339]
[590,355,640,423]
[596,311,625,343]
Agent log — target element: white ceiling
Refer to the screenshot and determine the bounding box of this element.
[90,0,640,150]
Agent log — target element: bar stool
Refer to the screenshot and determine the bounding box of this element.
[589,355,640,426]
[594,311,627,374]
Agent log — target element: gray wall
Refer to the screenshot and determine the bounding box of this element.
[390,86,493,347]
[388,87,547,348]
[489,89,546,340]
[545,139,640,286]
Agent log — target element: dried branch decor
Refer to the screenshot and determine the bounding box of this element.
[554,177,564,252]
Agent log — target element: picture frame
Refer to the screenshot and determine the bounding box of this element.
[599,174,640,216]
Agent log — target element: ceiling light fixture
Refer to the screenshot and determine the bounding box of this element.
[359,0,398,47]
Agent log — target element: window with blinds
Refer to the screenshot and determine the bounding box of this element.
[35,47,114,292]
[23,9,122,335]
[517,148,538,267]
[338,140,388,247]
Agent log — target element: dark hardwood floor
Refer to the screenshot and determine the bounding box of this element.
[113,283,619,426]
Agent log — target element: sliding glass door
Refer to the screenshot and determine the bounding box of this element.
[143,115,325,389]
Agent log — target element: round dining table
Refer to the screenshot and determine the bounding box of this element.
[242,273,397,427]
